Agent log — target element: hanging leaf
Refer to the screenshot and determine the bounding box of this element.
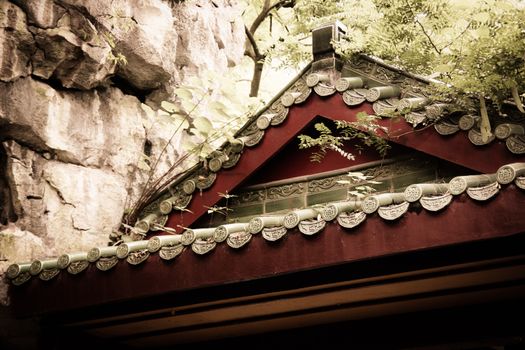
[193,116,213,135]
[174,87,193,101]
[160,101,179,113]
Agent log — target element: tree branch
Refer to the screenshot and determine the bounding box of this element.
[244,25,261,61]
[249,0,294,34]
[415,18,441,55]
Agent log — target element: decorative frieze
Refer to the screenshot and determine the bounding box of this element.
[191,238,216,255]
[298,219,326,235]
[39,269,60,281]
[420,193,452,211]
[159,245,184,260]
[262,226,287,241]
[337,211,366,228]
[127,250,150,265]
[506,135,525,154]
[67,261,89,275]
[466,182,500,201]
[377,202,409,221]
[335,77,364,92]
[342,89,367,106]
[458,115,478,131]
[434,121,459,135]
[468,129,495,146]
[227,231,252,248]
[96,256,119,271]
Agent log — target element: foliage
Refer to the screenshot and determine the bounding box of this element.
[298,112,390,163]
[122,69,262,229]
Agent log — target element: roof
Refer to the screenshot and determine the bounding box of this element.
[124,54,523,242]
[7,24,525,326]
[6,162,525,286]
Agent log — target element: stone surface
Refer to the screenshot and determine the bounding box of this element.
[0,1,35,82]
[0,0,246,308]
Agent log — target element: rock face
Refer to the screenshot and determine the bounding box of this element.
[0,0,246,306]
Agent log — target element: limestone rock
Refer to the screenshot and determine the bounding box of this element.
[0,224,48,304]
[0,1,35,82]
[3,141,126,252]
[31,10,117,90]
[11,0,66,28]
[0,77,147,176]
[172,0,245,81]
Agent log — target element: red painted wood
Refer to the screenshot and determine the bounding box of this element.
[165,94,524,232]
[10,185,525,316]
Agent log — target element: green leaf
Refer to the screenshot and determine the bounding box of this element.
[160,101,178,113]
[193,117,213,135]
[174,87,193,101]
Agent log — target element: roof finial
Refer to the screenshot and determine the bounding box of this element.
[311,20,347,71]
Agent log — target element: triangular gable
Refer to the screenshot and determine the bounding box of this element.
[139,59,525,235]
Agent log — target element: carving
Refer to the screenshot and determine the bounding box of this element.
[87,248,101,262]
[308,176,346,193]
[196,172,217,190]
[227,231,252,248]
[458,115,478,131]
[12,272,31,286]
[29,260,43,276]
[362,197,380,214]
[283,212,300,229]
[256,115,271,130]
[268,100,289,126]
[181,230,196,245]
[449,177,468,195]
[404,185,423,202]
[57,255,70,269]
[515,176,525,190]
[213,226,229,242]
[281,92,300,107]
[366,86,400,102]
[208,157,223,172]
[306,73,321,87]
[335,77,364,92]
[191,238,216,255]
[466,182,500,201]
[497,165,517,184]
[241,129,265,147]
[159,245,184,260]
[293,78,312,103]
[230,189,266,206]
[267,183,305,199]
[377,202,409,220]
[116,244,130,259]
[373,98,398,116]
[425,104,449,120]
[495,124,524,139]
[298,219,326,235]
[127,250,150,265]
[67,261,89,275]
[314,83,336,97]
[342,89,367,106]
[96,256,119,271]
[434,121,459,135]
[365,88,381,102]
[222,152,241,168]
[6,264,22,279]
[39,269,60,281]
[506,135,525,154]
[248,217,264,234]
[420,194,452,212]
[182,179,196,194]
[468,129,495,146]
[147,236,162,252]
[337,211,367,228]
[262,226,287,241]
[322,204,339,221]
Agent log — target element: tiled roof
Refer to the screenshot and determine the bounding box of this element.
[130,57,524,243]
[6,162,525,286]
